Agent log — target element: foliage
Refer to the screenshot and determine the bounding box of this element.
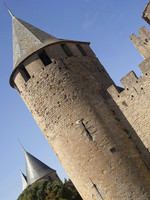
[17,179,82,200]
[122,101,128,107]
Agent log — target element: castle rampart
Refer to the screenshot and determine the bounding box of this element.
[108,27,150,152]
[130,26,150,59]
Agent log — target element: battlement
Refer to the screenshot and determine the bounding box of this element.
[120,71,138,89]
[108,55,150,99]
[130,26,150,59]
[108,56,150,152]
[110,27,150,100]
[108,56,150,103]
[139,56,150,74]
[108,71,140,101]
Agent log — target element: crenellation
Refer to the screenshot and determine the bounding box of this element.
[108,60,150,151]
[66,43,83,57]
[120,71,138,89]
[130,26,150,59]
[108,65,150,103]
[129,33,139,44]
[14,71,29,92]
[139,56,150,74]
[138,26,150,39]
[23,54,41,75]
[78,43,95,57]
[46,43,67,58]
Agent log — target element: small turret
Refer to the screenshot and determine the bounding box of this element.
[24,149,56,185]
[19,141,60,188]
[20,170,27,191]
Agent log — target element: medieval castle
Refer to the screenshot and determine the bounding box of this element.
[9,1,150,200]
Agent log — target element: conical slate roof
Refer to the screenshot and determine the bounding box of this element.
[20,171,28,191]
[12,15,62,69]
[24,150,55,185]
[10,14,90,88]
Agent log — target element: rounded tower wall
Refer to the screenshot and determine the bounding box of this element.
[13,42,114,92]
[13,42,150,200]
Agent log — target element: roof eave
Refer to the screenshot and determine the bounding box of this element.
[9,40,90,88]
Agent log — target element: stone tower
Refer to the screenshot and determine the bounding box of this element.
[9,14,150,199]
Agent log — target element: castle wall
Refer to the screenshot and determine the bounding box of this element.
[108,60,150,151]
[130,26,150,59]
[13,42,150,200]
[109,27,150,154]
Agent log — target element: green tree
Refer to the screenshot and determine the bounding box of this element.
[18,179,82,200]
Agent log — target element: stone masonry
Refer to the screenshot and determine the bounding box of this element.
[10,8,150,200]
[108,26,150,153]
[143,0,150,24]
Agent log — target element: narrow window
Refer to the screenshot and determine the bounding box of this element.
[20,65,31,82]
[76,44,87,56]
[61,44,73,57]
[38,50,52,66]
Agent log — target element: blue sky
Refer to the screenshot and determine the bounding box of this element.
[0,0,149,199]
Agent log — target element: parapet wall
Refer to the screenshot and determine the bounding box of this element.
[130,26,150,59]
[108,56,150,152]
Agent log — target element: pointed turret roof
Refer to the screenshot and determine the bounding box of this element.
[24,150,55,185]
[9,13,89,88]
[12,16,62,69]
[20,170,28,191]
